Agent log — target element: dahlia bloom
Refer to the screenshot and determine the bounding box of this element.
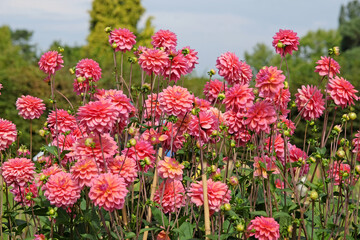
[275,179,284,189]
[109,28,136,53]
[203,79,227,104]
[253,156,280,179]
[188,110,219,145]
[255,66,285,98]
[44,172,81,208]
[33,234,46,240]
[272,29,299,57]
[123,139,156,172]
[89,173,128,212]
[295,85,325,121]
[37,165,63,191]
[274,88,291,115]
[1,158,35,187]
[16,95,46,120]
[247,216,280,240]
[216,52,242,85]
[72,133,117,167]
[142,127,168,145]
[108,155,137,186]
[158,85,194,118]
[151,29,177,51]
[154,179,186,214]
[327,76,358,108]
[73,78,93,96]
[224,110,246,135]
[327,162,351,186]
[10,183,38,207]
[0,118,17,151]
[181,46,198,74]
[314,56,340,78]
[238,61,253,85]
[138,48,169,76]
[224,84,254,112]
[47,109,77,135]
[38,50,64,75]
[0,83,2,95]
[157,157,184,180]
[162,122,186,153]
[70,159,99,188]
[78,99,119,135]
[188,179,231,214]
[288,144,309,177]
[157,230,171,240]
[75,58,102,82]
[144,93,162,121]
[244,100,277,134]
[194,97,211,111]
[163,53,189,82]
[265,134,285,161]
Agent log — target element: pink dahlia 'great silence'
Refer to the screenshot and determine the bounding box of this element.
[154,179,186,214]
[216,52,242,85]
[158,85,194,118]
[314,56,340,78]
[247,216,280,240]
[151,29,177,51]
[244,100,277,134]
[109,28,136,53]
[203,79,227,104]
[224,84,254,112]
[181,46,198,74]
[138,48,169,76]
[38,50,64,75]
[255,66,285,98]
[163,52,189,82]
[0,118,17,151]
[272,29,299,57]
[1,157,35,187]
[16,95,46,120]
[70,158,99,188]
[47,109,77,135]
[295,85,325,121]
[75,58,102,82]
[108,155,138,186]
[157,157,184,181]
[327,76,358,108]
[89,173,128,212]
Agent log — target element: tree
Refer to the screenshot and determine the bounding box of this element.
[339,0,360,51]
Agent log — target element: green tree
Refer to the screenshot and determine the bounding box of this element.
[339,0,360,51]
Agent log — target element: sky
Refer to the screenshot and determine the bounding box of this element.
[0,0,351,76]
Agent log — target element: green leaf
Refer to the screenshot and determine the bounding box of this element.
[151,206,168,226]
[124,232,136,239]
[80,233,97,240]
[139,227,160,234]
[43,145,58,158]
[250,211,268,217]
[273,211,291,219]
[173,222,195,240]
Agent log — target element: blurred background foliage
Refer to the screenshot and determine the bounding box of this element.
[1,0,360,153]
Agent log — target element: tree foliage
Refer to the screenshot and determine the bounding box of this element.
[339,0,360,51]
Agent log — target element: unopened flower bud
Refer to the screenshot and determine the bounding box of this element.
[58,47,64,53]
[230,140,236,148]
[85,138,95,148]
[217,93,225,100]
[355,165,360,174]
[48,208,55,216]
[128,57,138,63]
[208,69,216,77]
[129,138,137,146]
[308,156,316,163]
[283,81,289,89]
[253,88,259,95]
[236,224,245,232]
[26,195,32,200]
[342,114,350,121]
[229,176,239,186]
[349,112,357,120]
[39,129,46,137]
[112,43,117,49]
[287,225,293,234]
[309,190,318,201]
[336,149,345,159]
[105,26,112,33]
[144,156,151,165]
[39,174,47,181]
[69,67,75,75]
[141,83,151,93]
[277,41,284,48]
[77,76,85,83]
[211,130,218,136]
[283,130,290,137]
[333,125,342,134]
[223,203,231,211]
[181,48,190,56]
[128,127,136,136]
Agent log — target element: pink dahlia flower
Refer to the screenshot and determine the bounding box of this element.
[255,66,285,98]
[272,29,299,57]
[10,183,38,207]
[274,88,291,116]
[247,216,280,240]
[295,85,325,121]
[203,79,227,104]
[253,156,280,179]
[138,48,169,76]
[157,231,171,240]
[224,110,251,146]
[108,155,137,186]
[72,133,117,167]
[244,100,277,134]
[109,28,136,53]
[188,179,231,214]
[224,84,254,112]
[194,97,211,111]
[144,93,162,121]
[75,58,102,82]
[162,122,186,153]
[123,139,156,172]
[37,165,63,191]
[1,158,35,187]
[89,173,128,212]
[188,110,219,145]
[237,61,253,85]
[216,52,242,85]
[47,109,77,135]
[38,50,64,75]
[327,162,352,186]
[151,29,177,51]
[288,144,309,177]
[44,172,81,208]
[70,159,99,188]
[73,78,93,96]
[34,234,46,240]
[142,128,168,145]
[0,118,17,151]
[78,100,119,135]
[0,83,3,95]
[158,85,194,118]
[314,56,340,78]
[327,76,358,108]
[265,134,285,161]
[163,52,188,82]
[16,95,46,120]
[157,157,184,180]
[154,179,186,214]
[181,46,199,74]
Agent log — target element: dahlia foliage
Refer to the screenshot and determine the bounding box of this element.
[1,27,360,240]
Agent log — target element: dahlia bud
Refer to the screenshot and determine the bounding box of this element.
[329,46,340,56]
[277,41,284,48]
[182,161,190,169]
[77,76,85,83]
[283,81,289,89]
[208,69,216,77]
[129,138,137,146]
[217,93,225,101]
[309,190,318,201]
[144,156,151,165]
[309,120,315,126]
[341,171,349,178]
[228,176,239,186]
[26,194,32,201]
[128,57,138,63]
[283,130,290,137]
[58,47,64,53]
[69,67,75,75]
[355,165,360,174]
[85,138,95,148]
[210,165,217,173]
[336,149,345,159]
[349,112,357,120]
[223,203,231,211]
[253,88,259,96]
[287,225,293,234]
[181,48,190,56]
[112,43,117,49]
[48,208,56,216]
[211,130,218,136]
[141,83,151,93]
[342,114,350,122]
[128,127,136,136]
[39,129,46,137]
[308,156,316,164]
[333,125,342,134]
[104,26,112,33]
[322,158,329,167]
[236,224,245,232]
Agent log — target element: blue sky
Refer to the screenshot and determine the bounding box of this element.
[0,0,350,76]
